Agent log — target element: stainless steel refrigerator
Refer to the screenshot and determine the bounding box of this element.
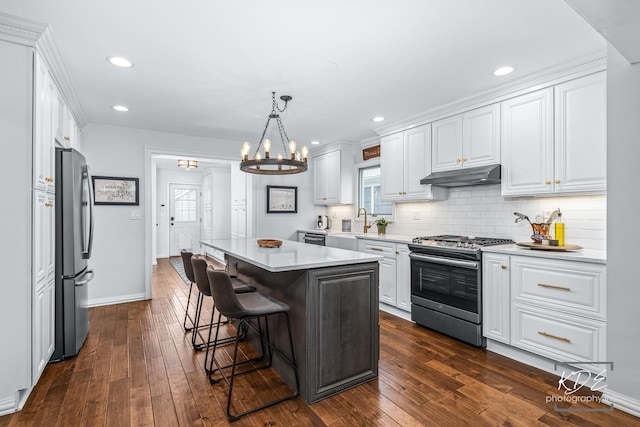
[52,147,95,361]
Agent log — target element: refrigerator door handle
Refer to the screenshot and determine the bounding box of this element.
[75,269,94,286]
[81,166,95,259]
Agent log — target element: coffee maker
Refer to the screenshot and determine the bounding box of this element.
[316,215,329,230]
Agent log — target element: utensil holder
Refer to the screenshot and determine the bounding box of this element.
[530,223,550,243]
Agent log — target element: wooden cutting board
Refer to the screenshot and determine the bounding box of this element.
[516,242,583,251]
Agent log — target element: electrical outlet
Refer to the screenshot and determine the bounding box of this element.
[413,211,421,220]
[130,210,142,220]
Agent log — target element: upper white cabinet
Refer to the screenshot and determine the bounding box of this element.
[554,72,606,194]
[381,124,446,202]
[54,93,81,151]
[34,53,56,194]
[431,104,500,172]
[501,88,553,196]
[312,146,354,205]
[501,72,606,196]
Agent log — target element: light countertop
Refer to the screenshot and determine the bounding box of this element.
[200,238,383,273]
[298,229,416,245]
[482,243,606,264]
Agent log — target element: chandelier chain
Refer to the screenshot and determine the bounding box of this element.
[253,91,291,158]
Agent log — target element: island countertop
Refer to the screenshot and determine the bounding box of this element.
[200,238,383,272]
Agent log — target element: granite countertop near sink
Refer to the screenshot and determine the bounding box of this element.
[482,243,606,264]
[298,229,415,244]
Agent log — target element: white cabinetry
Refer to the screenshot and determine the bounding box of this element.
[357,239,410,312]
[200,167,231,257]
[553,72,606,194]
[395,245,411,312]
[482,253,606,372]
[431,104,500,172]
[312,145,354,205]
[482,253,510,344]
[230,163,252,239]
[32,53,57,384]
[501,72,606,196]
[34,53,56,194]
[380,124,446,202]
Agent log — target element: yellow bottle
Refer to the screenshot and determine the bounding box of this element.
[555,210,565,246]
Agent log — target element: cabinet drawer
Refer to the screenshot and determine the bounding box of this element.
[358,240,396,258]
[512,302,605,368]
[511,256,605,319]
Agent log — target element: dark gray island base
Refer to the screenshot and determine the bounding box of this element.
[227,254,380,404]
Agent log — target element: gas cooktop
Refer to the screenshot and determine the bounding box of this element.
[409,235,514,258]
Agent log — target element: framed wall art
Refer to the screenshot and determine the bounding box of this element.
[266,185,297,213]
[92,176,140,205]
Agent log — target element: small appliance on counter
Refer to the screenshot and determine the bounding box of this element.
[316,215,329,230]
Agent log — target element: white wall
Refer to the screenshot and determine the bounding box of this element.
[80,123,239,306]
[155,168,203,258]
[80,123,320,305]
[253,172,326,240]
[606,45,640,405]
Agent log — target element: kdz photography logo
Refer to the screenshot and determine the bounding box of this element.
[546,361,614,413]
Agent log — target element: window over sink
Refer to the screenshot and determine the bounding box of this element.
[358,165,392,216]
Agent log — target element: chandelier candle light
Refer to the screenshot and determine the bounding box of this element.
[240,92,308,175]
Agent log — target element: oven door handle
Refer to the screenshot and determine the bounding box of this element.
[409,253,478,269]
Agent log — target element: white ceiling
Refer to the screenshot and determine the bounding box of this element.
[2,0,607,147]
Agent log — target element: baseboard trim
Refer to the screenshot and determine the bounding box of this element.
[379,304,412,322]
[602,389,640,418]
[87,293,148,308]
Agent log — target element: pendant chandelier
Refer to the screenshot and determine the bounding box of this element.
[240,92,308,175]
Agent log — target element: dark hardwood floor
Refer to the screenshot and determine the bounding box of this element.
[1,258,637,426]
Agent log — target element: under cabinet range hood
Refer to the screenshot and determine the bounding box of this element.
[420,164,501,187]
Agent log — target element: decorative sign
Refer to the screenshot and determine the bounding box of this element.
[363,144,380,161]
[92,176,139,205]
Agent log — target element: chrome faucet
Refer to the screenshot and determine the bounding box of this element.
[357,207,372,233]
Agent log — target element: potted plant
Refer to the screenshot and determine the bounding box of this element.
[375,218,392,234]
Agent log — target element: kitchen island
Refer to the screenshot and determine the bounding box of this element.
[199,238,382,404]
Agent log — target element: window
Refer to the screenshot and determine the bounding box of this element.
[173,188,198,222]
[358,165,392,215]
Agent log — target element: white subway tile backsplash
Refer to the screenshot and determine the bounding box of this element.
[390,185,606,249]
[325,185,606,250]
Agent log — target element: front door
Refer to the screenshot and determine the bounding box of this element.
[169,183,201,256]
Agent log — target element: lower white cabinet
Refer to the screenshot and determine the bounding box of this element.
[358,239,410,312]
[33,277,54,382]
[231,205,246,239]
[482,253,510,344]
[482,253,606,371]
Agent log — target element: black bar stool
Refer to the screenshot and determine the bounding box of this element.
[206,266,299,422]
[190,256,255,352]
[179,250,198,331]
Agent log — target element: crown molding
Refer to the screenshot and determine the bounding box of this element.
[373,52,607,137]
[0,13,87,128]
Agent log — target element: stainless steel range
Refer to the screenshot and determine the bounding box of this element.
[408,235,513,347]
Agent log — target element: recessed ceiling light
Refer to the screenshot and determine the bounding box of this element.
[112,105,129,112]
[371,116,385,122]
[311,140,320,145]
[321,61,338,71]
[493,66,514,76]
[106,56,134,68]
